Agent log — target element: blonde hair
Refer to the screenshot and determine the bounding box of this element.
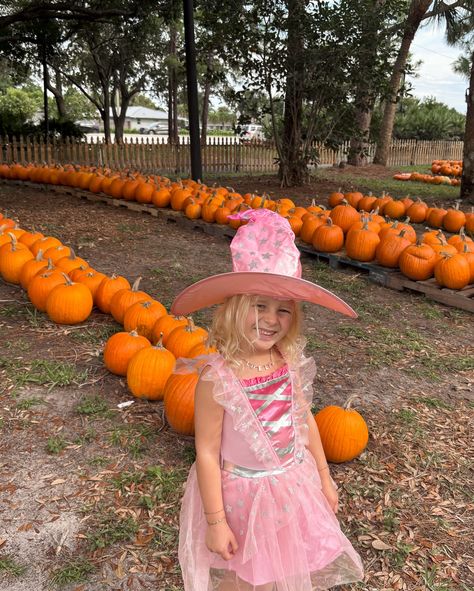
[208,294,303,367]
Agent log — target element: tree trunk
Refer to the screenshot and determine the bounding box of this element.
[348,95,373,166]
[46,68,68,120]
[460,52,474,205]
[102,89,111,143]
[278,0,306,187]
[168,23,179,144]
[200,53,212,145]
[373,0,432,165]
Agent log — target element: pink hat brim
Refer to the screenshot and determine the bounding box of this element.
[170,272,357,318]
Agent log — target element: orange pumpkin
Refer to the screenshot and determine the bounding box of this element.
[95,274,131,313]
[103,330,151,376]
[434,253,471,289]
[166,318,209,358]
[123,299,167,340]
[127,339,176,400]
[164,373,199,435]
[398,242,437,281]
[151,314,189,345]
[312,218,344,253]
[27,270,65,311]
[45,274,94,324]
[314,395,369,463]
[109,277,150,324]
[0,234,34,284]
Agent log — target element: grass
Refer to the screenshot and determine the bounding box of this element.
[0,555,27,578]
[0,357,89,391]
[15,396,45,410]
[108,424,155,458]
[50,557,95,588]
[86,511,139,550]
[111,465,186,504]
[75,395,112,417]
[46,435,68,454]
[69,323,118,346]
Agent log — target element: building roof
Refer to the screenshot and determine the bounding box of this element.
[125,106,168,119]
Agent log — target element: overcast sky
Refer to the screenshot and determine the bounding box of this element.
[407,25,468,115]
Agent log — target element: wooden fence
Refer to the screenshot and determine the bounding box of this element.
[0,135,464,175]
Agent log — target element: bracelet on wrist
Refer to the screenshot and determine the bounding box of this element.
[207,516,227,526]
[204,508,225,515]
[318,465,329,472]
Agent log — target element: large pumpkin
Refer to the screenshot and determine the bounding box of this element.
[314,395,369,463]
[127,340,176,400]
[164,373,199,435]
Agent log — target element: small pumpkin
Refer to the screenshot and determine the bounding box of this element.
[344,219,380,262]
[398,241,437,281]
[166,318,209,358]
[0,233,34,284]
[164,372,199,435]
[314,395,369,463]
[103,330,151,376]
[55,248,89,274]
[95,274,131,313]
[311,218,344,253]
[27,270,65,311]
[434,253,471,290]
[110,277,150,324]
[123,299,167,340]
[127,337,176,400]
[151,314,189,345]
[46,273,94,324]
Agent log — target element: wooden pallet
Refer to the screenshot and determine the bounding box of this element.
[383,273,474,313]
[2,179,473,312]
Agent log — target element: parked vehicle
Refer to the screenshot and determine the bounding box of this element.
[139,122,168,135]
[239,124,265,143]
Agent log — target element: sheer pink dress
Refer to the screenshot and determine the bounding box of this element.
[178,353,364,590]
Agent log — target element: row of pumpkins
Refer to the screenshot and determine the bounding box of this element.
[1,163,474,289]
[0,212,213,437]
[393,159,463,185]
[1,162,472,234]
[0,212,368,464]
[393,171,460,186]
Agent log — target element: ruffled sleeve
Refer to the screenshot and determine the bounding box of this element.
[176,353,280,470]
[288,352,316,450]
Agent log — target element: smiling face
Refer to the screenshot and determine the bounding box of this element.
[243,296,295,354]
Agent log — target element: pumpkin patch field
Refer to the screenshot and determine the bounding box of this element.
[0,176,473,591]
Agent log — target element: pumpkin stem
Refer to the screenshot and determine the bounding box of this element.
[7,232,18,250]
[131,276,142,291]
[60,272,74,285]
[35,249,44,261]
[344,394,360,409]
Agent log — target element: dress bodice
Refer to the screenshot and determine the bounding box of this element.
[240,365,294,468]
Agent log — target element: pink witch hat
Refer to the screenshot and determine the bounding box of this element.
[171,209,357,318]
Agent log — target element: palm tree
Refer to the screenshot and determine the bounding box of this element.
[373,0,470,166]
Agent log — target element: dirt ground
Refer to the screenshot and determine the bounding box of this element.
[0,176,473,591]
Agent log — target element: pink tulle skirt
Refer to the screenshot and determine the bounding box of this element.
[179,452,364,590]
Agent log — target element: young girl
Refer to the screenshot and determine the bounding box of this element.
[171,209,364,591]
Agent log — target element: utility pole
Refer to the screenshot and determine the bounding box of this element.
[183,0,203,181]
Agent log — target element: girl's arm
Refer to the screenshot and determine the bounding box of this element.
[306,410,339,513]
[194,371,239,559]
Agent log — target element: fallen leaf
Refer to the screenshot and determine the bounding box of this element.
[372,539,393,551]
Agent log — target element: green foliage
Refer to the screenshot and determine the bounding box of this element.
[0,87,40,134]
[389,97,465,140]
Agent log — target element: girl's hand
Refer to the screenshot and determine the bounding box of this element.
[321,478,339,514]
[205,521,239,560]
